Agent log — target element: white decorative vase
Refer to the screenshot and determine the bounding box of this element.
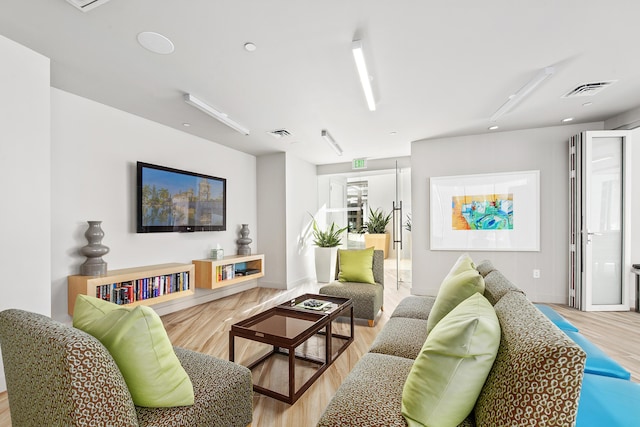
[315,247,338,283]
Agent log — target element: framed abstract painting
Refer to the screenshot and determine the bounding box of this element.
[430,170,540,251]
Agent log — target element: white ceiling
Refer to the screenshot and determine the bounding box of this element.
[2,0,640,165]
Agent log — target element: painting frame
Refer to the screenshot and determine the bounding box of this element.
[430,170,540,251]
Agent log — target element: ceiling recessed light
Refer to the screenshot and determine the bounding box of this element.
[583,102,593,107]
[488,125,499,130]
[182,123,191,127]
[244,42,257,52]
[137,32,175,54]
[562,117,574,123]
[390,131,398,135]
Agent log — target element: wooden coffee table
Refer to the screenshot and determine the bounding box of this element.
[229,293,353,404]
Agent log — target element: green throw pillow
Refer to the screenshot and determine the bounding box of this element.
[402,293,500,427]
[338,247,376,284]
[73,295,194,408]
[426,268,485,332]
[447,253,475,276]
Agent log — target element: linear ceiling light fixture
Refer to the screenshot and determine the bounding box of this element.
[321,130,343,156]
[490,66,555,122]
[351,40,376,111]
[184,94,250,135]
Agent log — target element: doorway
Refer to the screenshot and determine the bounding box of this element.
[317,167,412,290]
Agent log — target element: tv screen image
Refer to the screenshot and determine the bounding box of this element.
[136,162,226,233]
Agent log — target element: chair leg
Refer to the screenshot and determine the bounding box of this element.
[368,320,374,327]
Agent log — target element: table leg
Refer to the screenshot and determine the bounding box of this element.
[636,273,640,313]
[289,345,295,402]
[229,333,235,362]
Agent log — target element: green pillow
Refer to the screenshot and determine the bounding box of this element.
[73,295,194,408]
[338,247,376,284]
[402,293,500,427]
[447,253,475,276]
[426,268,485,332]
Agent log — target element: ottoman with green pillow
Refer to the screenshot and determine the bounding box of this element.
[319,248,384,326]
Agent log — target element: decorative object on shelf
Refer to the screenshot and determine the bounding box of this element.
[237,224,252,255]
[211,246,224,260]
[79,221,110,276]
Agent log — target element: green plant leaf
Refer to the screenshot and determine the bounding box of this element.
[310,215,347,247]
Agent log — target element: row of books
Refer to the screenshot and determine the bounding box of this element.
[95,272,190,305]
[215,264,260,282]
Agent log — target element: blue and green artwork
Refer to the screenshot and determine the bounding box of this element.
[452,194,513,230]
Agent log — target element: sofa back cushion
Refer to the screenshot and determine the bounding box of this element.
[482,270,525,305]
[475,260,496,277]
[474,292,586,427]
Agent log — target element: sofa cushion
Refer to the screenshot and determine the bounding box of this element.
[534,304,579,332]
[402,293,500,427]
[426,268,485,332]
[73,295,194,408]
[564,330,631,380]
[369,317,429,359]
[317,352,415,427]
[475,259,496,277]
[338,247,375,284]
[391,295,436,320]
[576,373,640,427]
[474,291,586,426]
[136,347,253,426]
[482,270,525,305]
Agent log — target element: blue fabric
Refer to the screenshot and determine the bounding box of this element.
[577,373,640,427]
[534,304,579,332]
[564,330,631,380]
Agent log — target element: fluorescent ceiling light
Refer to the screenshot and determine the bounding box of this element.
[351,40,376,111]
[184,94,250,135]
[490,66,555,122]
[321,130,343,156]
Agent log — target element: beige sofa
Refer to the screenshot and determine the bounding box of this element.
[317,260,587,427]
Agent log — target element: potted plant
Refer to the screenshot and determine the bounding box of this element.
[363,207,392,258]
[311,218,348,283]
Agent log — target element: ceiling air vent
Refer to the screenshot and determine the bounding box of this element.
[66,0,112,12]
[563,81,617,98]
[267,129,292,139]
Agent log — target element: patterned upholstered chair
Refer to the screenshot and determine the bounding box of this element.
[319,249,384,326]
[0,309,253,427]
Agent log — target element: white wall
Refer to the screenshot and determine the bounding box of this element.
[0,35,51,392]
[286,155,317,286]
[257,153,287,288]
[411,122,603,303]
[51,88,257,321]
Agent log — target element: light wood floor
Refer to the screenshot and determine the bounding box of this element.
[1,273,640,426]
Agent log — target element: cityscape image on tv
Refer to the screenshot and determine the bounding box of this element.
[141,168,224,227]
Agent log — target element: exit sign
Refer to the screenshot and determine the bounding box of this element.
[352,158,367,169]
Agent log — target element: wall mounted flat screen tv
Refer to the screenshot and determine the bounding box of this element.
[136,162,226,233]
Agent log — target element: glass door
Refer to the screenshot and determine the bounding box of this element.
[571,131,631,311]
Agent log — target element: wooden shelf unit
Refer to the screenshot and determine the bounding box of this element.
[68,263,195,315]
[193,254,264,289]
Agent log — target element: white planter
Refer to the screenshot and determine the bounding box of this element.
[315,246,338,283]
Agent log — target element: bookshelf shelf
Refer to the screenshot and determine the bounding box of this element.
[67,263,195,315]
[193,254,264,289]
